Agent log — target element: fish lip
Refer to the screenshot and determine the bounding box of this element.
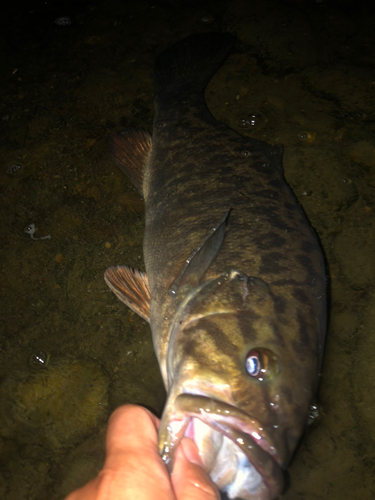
[160,393,284,498]
[198,415,284,498]
[178,392,282,463]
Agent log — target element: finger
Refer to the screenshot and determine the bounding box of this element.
[101,405,174,500]
[64,477,100,500]
[105,404,160,456]
[65,405,175,500]
[172,438,220,500]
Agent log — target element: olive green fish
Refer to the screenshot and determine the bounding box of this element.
[104,33,327,500]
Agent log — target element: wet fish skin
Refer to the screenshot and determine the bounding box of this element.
[105,32,326,500]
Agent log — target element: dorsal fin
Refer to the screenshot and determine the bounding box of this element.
[104,266,151,322]
[169,209,230,297]
[108,128,152,196]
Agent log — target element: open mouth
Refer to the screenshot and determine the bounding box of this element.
[159,394,284,500]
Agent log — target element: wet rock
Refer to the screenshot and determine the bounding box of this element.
[1,359,109,448]
[334,225,375,288]
[351,309,375,441]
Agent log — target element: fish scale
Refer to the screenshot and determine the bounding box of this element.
[105,32,327,500]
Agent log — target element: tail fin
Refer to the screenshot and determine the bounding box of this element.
[153,33,236,100]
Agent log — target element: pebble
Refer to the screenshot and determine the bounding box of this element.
[54,253,64,264]
[54,17,71,26]
[347,141,375,167]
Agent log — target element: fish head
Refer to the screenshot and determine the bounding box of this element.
[160,270,320,500]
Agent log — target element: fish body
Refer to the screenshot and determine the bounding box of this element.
[105,33,326,500]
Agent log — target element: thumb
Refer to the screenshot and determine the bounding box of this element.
[171,438,220,500]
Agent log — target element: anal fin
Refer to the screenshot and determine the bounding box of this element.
[104,266,151,322]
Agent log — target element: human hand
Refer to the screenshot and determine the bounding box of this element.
[65,404,219,500]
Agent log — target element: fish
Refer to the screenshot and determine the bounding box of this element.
[104,32,327,500]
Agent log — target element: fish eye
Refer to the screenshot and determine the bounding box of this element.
[245,348,279,381]
[246,352,260,377]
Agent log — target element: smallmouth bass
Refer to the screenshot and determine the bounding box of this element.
[105,32,327,500]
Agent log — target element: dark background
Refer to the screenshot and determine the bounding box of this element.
[0,0,375,499]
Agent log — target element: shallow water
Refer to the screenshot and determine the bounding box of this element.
[0,0,374,498]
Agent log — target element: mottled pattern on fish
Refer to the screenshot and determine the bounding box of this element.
[105,32,327,500]
[145,93,326,384]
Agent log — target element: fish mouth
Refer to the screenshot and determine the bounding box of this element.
[159,394,284,500]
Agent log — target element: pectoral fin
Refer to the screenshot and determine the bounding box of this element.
[104,266,151,322]
[108,128,152,196]
[170,209,230,296]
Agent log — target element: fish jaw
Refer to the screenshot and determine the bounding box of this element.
[159,393,284,500]
[155,270,315,498]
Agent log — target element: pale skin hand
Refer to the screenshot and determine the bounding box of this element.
[65,405,219,500]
